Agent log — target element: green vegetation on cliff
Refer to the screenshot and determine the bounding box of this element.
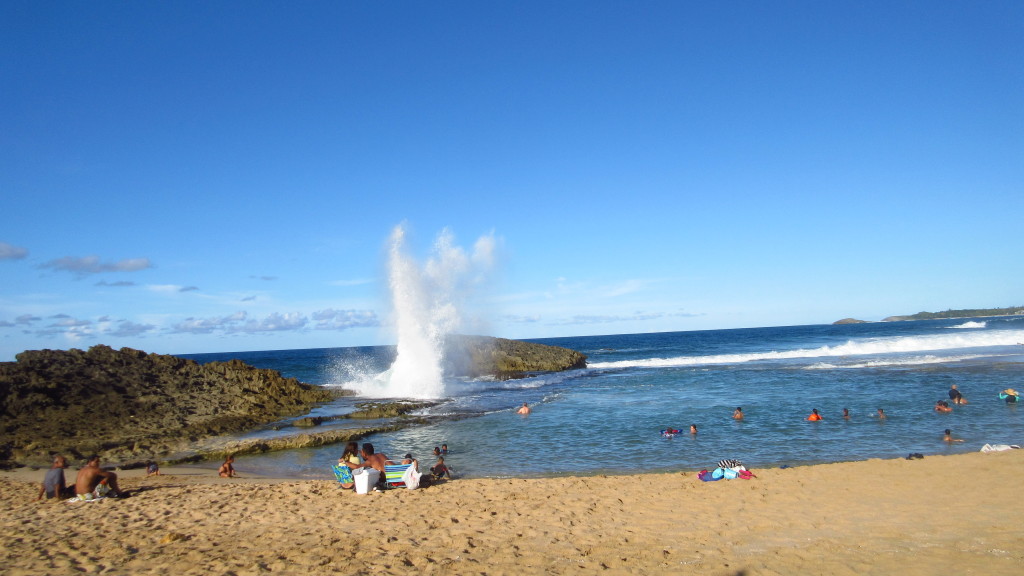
[0,345,336,467]
[883,306,1024,322]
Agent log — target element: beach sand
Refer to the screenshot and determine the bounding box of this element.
[2,451,1022,575]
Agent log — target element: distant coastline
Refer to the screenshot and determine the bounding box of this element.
[834,305,1024,325]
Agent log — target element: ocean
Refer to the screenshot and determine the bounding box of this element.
[182,316,1024,479]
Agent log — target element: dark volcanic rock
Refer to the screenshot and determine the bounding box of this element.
[448,335,588,379]
[0,345,334,467]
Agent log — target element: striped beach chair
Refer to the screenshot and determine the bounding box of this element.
[383,461,412,489]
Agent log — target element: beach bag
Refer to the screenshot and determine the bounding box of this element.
[401,463,422,490]
[697,469,719,482]
[717,459,744,470]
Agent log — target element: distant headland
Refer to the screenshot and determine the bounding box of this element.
[834,305,1024,325]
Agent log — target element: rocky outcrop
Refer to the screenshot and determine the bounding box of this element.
[833,318,868,325]
[448,335,588,379]
[0,345,336,468]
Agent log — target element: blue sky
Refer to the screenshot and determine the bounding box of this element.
[2,1,1022,361]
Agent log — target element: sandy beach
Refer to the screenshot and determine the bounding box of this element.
[2,451,1022,575]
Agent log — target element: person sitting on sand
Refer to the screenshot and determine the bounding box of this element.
[733,407,743,420]
[943,429,964,443]
[332,442,364,489]
[218,455,237,478]
[36,454,73,501]
[431,456,452,480]
[75,455,123,499]
[807,408,823,421]
[517,402,531,415]
[145,460,161,476]
[340,441,363,468]
[935,400,953,413]
[361,443,389,479]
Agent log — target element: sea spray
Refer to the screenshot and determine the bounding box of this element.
[354,225,496,398]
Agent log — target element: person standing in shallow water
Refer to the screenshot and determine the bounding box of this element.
[733,407,743,420]
[516,402,531,415]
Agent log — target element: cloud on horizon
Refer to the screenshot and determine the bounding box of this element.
[550,311,703,326]
[41,255,152,277]
[311,308,380,330]
[0,242,29,260]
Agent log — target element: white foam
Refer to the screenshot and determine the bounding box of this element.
[358,226,495,399]
[949,321,987,329]
[588,329,1024,369]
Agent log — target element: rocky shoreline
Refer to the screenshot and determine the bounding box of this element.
[0,337,587,470]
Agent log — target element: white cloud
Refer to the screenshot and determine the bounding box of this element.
[172,312,248,334]
[311,308,379,330]
[234,312,307,333]
[107,321,156,338]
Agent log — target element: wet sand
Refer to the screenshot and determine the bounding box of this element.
[2,450,1022,575]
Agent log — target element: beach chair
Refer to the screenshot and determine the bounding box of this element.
[383,461,413,489]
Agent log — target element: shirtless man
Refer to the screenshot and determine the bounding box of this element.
[516,402,531,415]
[733,407,744,420]
[75,455,123,499]
[218,455,237,478]
[36,454,72,501]
[361,443,389,478]
[943,429,964,443]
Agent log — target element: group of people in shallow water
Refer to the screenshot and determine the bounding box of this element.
[334,441,453,491]
[662,383,983,445]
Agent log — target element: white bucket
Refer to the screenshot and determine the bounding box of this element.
[353,468,380,494]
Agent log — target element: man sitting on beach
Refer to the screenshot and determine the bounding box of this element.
[36,454,73,501]
[361,443,389,479]
[75,455,124,500]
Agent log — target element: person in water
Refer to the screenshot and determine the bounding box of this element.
[943,429,964,443]
[516,402,531,415]
[733,407,743,420]
[807,409,823,421]
[876,408,887,419]
[948,384,965,404]
[935,400,953,413]
[842,408,850,420]
[690,424,698,435]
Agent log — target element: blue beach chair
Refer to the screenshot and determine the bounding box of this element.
[383,460,413,489]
